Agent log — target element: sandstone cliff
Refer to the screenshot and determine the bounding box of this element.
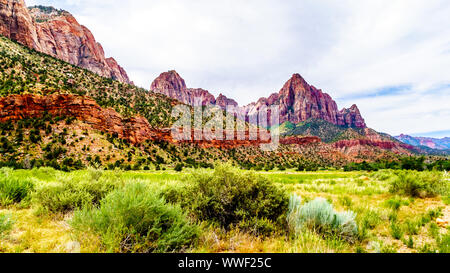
[151,71,367,128]
[0,1,131,83]
[150,70,236,108]
[0,94,153,144]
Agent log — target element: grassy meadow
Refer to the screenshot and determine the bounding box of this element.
[0,165,448,253]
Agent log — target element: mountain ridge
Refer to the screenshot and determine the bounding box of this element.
[0,0,131,83]
[396,134,450,151]
[151,70,367,129]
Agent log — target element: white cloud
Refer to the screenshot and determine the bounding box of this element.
[26,0,450,137]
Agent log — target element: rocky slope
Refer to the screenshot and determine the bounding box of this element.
[0,0,130,83]
[0,94,158,144]
[150,71,366,129]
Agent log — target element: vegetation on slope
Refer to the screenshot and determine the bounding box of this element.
[0,35,176,128]
[283,119,366,143]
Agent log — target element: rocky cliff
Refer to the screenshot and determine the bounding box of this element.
[0,1,131,83]
[244,74,366,128]
[151,71,366,128]
[151,70,237,108]
[0,94,153,144]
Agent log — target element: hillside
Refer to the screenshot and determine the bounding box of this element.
[0,0,130,83]
[0,35,175,128]
[282,119,366,143]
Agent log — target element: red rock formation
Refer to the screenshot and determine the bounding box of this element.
[0,0,41,50]
[0,94,275,147]
[244,74,366,128]
[280,136,322,145]
[216,93,238,109]
[151,71,367,128]
[0,1,131,83]
[338,104,366,128]
[334,139,413,150]
[0,94,153,144]
[151,71,218,107]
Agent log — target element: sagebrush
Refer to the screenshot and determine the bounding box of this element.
[71,183,199,253]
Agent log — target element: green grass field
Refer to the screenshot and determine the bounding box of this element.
[0,166,448,253]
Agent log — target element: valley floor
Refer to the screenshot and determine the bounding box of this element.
[0,169,448,253]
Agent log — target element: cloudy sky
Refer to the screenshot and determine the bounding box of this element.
[27,0,450,137]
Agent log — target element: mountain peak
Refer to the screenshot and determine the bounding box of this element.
[339,105,366,128]
[151,70,187,94]
[0,0,131,83]
[287,73,309,88]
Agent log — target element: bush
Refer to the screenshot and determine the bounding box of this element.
[0,213,14,237]
[71,183,199,253]
[172,164,289,235]
[32,171,120,213]
[389,171,448,198]
[0,176,34,206]
[390,221,404,240]
[174,164,183,172]
[287,196,358,242]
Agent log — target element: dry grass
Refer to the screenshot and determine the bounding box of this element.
[0,169,448,253]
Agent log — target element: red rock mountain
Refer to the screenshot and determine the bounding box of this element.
[0,0,131,83]
[151,70,237,108]
[151,71,366,128]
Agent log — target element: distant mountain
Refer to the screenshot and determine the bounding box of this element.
[0,0,131,83]
[151,70,366,129]
[395,134,450,151]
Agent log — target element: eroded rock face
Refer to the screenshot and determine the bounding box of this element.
[0,94,153,144]
[338,104,367,128]
[216,93,238,109]
[280,136,322,145]
[244,74,367,128]
[0,94,273,147]
[0,1,130,83]
[151,71,367,128]
[0,0,41,50]
[150,71,218,107]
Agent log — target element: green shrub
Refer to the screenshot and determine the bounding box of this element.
[0,176,34,206]
[339,196,353,208]
[404,236,414,249]
[371,170,395,181]
[173,164,289,235]
[0,213,14,237]
[355,208,381,240]
[359,209,381,230]
[390,221,404,240]
[384,197,409,211]
[71,183,199,253]
[174,164,183,172]
[287,196,358,242]
[389,171,448,198]
[437,231,449,253]
[404,219,420,235]
[32,171,120,213]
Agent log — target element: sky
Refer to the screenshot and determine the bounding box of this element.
[26,0,450,138]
